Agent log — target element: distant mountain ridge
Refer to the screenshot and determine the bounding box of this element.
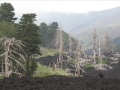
[36,6,120,33]
[15,6,120,47]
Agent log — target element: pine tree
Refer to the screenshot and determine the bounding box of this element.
[17,13,41,76]
[0,2,17,22]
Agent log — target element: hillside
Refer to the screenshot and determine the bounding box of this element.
[35,6,120,47]
[113,36,120,52]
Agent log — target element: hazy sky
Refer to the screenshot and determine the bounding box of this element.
[0,0,120,14]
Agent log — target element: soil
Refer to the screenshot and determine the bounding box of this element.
[1,55,120,90]
[36,54,120,78]
[36,54,67,66]
[0,75,120,90]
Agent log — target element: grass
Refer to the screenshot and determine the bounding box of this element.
[0,76,3,79]
[67,59,75,64]
[67,59,94,68]
[84,63,93,68]
[33,63,71,77]
[96,57,108,64]
[84,58,108,68]
[34,47,58,58]
[34,47,68,58]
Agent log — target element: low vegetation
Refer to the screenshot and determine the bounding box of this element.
[84,63,93,68]
[33,63,71,77]
[96,57,108,64]
[67,59,75,64]
[40,47,58,57]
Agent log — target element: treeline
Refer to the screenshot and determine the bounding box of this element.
[39,22,77,51]
[0,2,40,77]
[0,2,77,77]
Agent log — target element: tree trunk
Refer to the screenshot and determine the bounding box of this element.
[26,55,30,76]
[59,24,63,69]
[4,43,9,77]
[93,29,97,64]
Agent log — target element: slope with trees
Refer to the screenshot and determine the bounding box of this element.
[38,22,77,51]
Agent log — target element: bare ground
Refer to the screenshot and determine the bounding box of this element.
[0,75,120,90]
[1,55,120,90]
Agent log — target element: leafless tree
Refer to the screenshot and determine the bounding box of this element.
[74,43,81,75]
[102,31,111,55]
[93,29,97,64]
[55,30,60,49]
[58,24,63,69]
[74,40,89,76]
[0,37,25,77]
[69,32,72,52]
[98,36,101,58]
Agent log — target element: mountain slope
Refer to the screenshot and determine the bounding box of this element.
[35,6,120,47]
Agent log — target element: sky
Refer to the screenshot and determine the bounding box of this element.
[0,0,120,14]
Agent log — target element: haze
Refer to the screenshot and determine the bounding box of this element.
[0,1,120,14]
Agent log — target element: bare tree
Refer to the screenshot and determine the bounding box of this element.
[74,40,88,76]
[74,44,81,75]
[55,31,60,49]
[69,32,72,52]
[58,24,63,69]
[93,29,97,64]
[102,31,111,55]
[98,36,103,69]
[98,36,101,58]
[0,37,25,77]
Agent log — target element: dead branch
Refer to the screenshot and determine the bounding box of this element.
[0,37,25,77]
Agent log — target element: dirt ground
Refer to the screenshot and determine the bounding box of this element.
[1,55,120,90]
[0,75,120,90]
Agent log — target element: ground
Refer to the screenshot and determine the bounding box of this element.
[1,62,120,90]
[1,54,120,90]
[0,75,120,90]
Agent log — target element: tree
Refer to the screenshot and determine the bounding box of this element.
[93,29,97,64]
[98,36,101,58]
[69,32,72,52]
[38,22,58,48]
[0,37,25,77]
[0,21,17,38]
[74,41,88,76]
[102,31,111,55]
[46,22,58,48]
[39,22,48,47]
[58,24,63,69]
[17,13,41,76]
[0,2,17,22]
